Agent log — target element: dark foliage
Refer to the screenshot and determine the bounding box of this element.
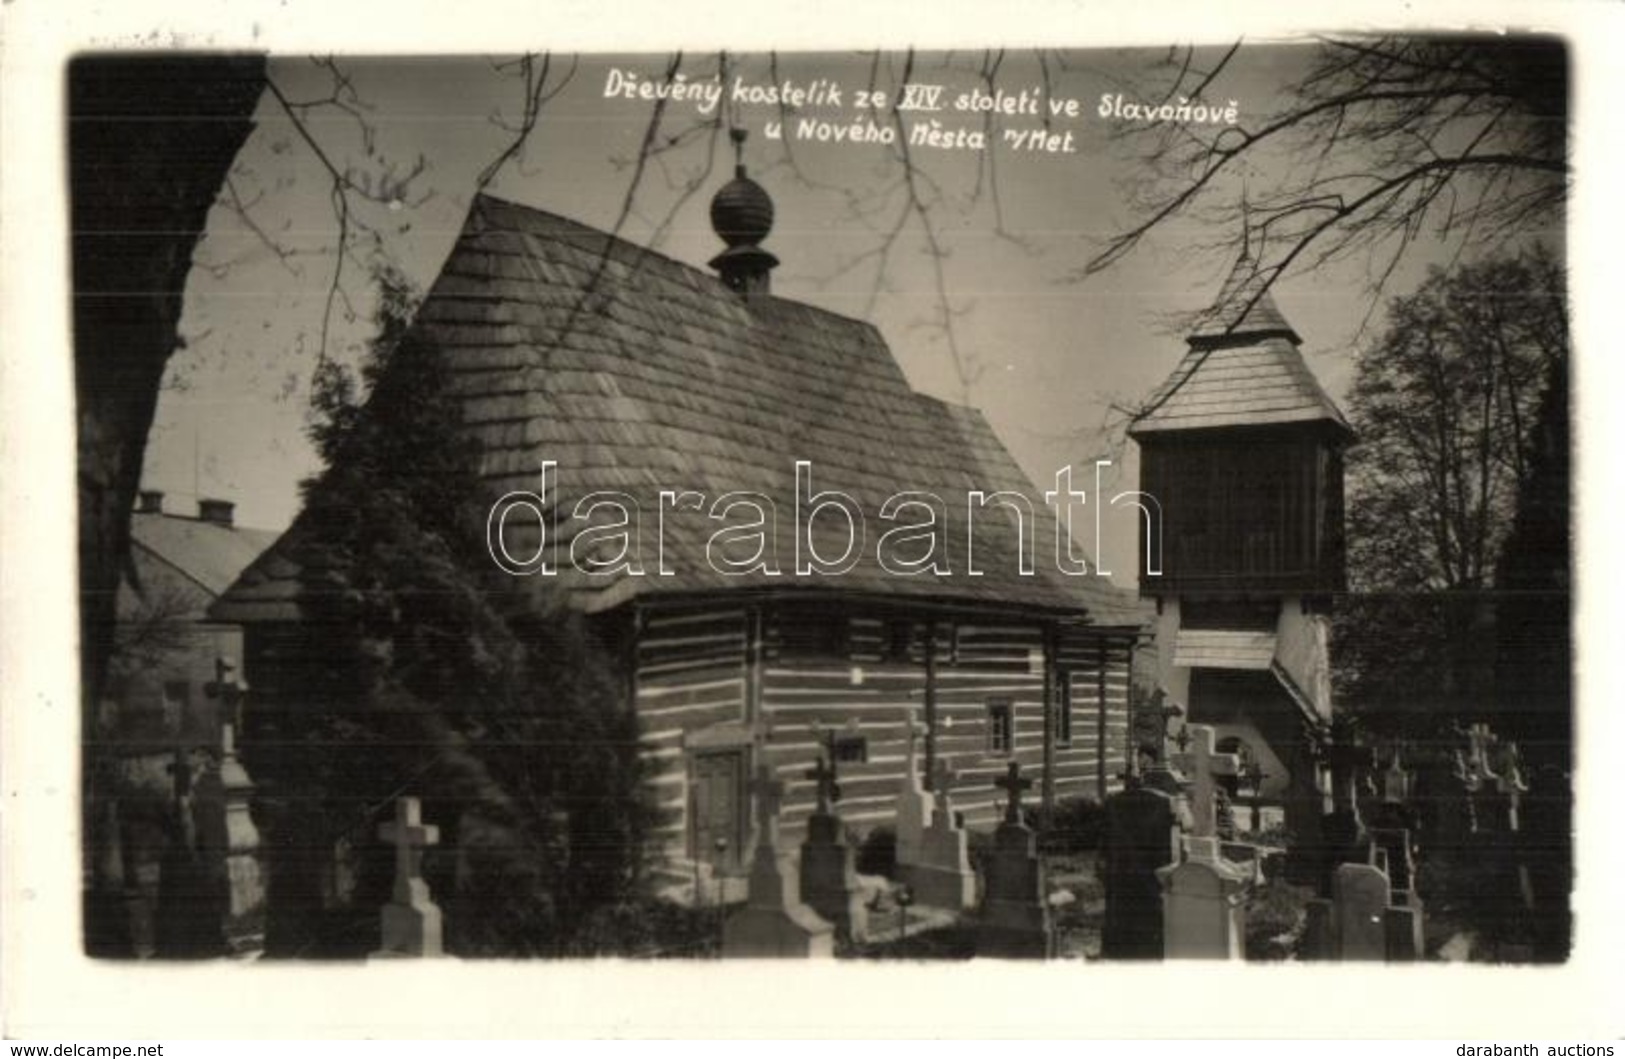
[258,267,656,957]
[1036,796,1105,854]
[854,825,898,879]
[1334,249,1568,739]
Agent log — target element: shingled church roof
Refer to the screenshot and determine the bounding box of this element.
[1129,247,1352,438]
[217,193,1140,627]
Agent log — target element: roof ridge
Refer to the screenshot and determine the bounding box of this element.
[465,191,895,343]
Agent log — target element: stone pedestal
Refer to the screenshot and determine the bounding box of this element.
[799,810,867,943]
[898,763,975,911]
[1101,785,1179,959]
[192,725,265,955]
[722,849,834,958]
[1156,836,1252,959]
[902,813,976,912]
[722,763,835,958]
[976,816,1053,959]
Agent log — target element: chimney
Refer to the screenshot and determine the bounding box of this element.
[136,489,164,515]
[708,129,778,296]
[198,498,235,528]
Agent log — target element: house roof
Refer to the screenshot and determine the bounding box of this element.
[130,511,280,598]
[217,193,1142,628]
[1129,249,1352,438]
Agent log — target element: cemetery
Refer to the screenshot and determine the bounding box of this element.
[97,673,1562,960]
[81,108,1572,965]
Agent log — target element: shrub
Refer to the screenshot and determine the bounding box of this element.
[854,825,898,878]
[1039,796,1105,854]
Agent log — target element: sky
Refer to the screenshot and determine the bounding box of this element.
[138,44,1551,586]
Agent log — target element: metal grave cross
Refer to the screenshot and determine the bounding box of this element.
[379,796,439,904]
[993,761,1033,824]
[750,763,787,850]
[805,737,842,814]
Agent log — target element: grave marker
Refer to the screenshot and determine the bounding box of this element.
[898,759,976,910]
[976,762,1053,958]
[1101,782,1179,960]
[894,718,933,869]
[798,737,867,943]
[192,723,265,956]
[1156,835,1252,959]
[1171,724,1241,840]
[372,797,444,958]
[1332,860,1390,962]
[722,765,835,958]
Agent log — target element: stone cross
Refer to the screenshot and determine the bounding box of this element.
[380,796,439,905]
[804,739,842,814]
[994,761,1033,825]
[751,763,786,850]
[374,796,443,958]
[1172,725,1241,839]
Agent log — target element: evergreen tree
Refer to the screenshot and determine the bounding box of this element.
[267,264,655,956]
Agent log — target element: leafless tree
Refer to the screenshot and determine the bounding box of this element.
[1082,36,1568,338]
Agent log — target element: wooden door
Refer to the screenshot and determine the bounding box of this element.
[690,750,746,873]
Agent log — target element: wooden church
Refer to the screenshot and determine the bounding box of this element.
[217,149,1145,897]
[1129,231,1353,847]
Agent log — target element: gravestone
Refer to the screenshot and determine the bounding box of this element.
[1302,898,1336,960]
[1156,835,1252,959]
[371,797,444,958]
[899,759,976,911]
[1380,751,1413,806]
[192,723,266,956]
[798,742,868,943]
[1171,724,1241,840]
[1332,860,1390,962]
[1101,781,1180,959]
[893,719,934,870]
[723,764,835,958]
[1319,737,1376,892]
[975,762,1053,959]
[155,748,221,957]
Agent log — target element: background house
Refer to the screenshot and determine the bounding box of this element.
[88,490,275,955]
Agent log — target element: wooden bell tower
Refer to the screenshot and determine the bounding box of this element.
[1129,239,1354,849]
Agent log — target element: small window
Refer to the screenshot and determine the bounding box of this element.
[986,699,1013,755]
[833,734,868,764]
[1055,678,1073,748]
